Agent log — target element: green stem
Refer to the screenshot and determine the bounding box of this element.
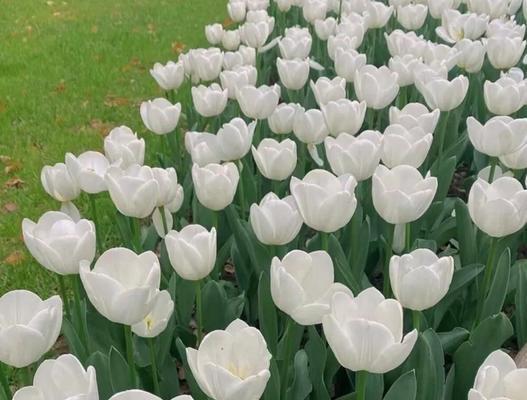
[149,338,160,396]
[195,281,204,345]
[211,210,219,231]
[72,276,90,354]
[237,160,247,218]
[320,232,329,252]
[355,370,368,400]
[123,325,137,386]
[160,206,169,236]
[89,194,103,255]
[488,158,498,183]
[280,317,296,400]
[58,275,71,321]
[0,363,11,399]
[405,223,411,252]
[412,310,421,332]
[437,111,450,159]
[131,218,142,253]
[337,0,343,23]
[474,237,499,327]
[383,225,394,297]
[21,366,32,386]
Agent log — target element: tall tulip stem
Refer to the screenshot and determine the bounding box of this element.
[160,206,169,236]
[72,276,90,355]
[412,310,421,332]
[355,370,368,400]
[149,338,160,396]
[280,317,297,400]
[0,363,11,400]
[58,275,72,321]
[383,225,394,297]
[89,194,103,255]
[337,0,343,23]
[195,280,204,345]
[320,232,329,252]
[237,160,247,218]
[131,218,142,253]
[475,237,499,326]
[405,223,411,252]
[437,111,450,159]
[124,325,137,386]
[21,366,32,386]
[488,158,498,183]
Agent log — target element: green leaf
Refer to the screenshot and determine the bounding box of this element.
[443,366,455,400]
[202,280,245,332]
[158,357,181,399]
[515,260,527,347]
[328,234,361,294]
[305,327,330,400]
[86,352,112,400]
[384,370,417,400]
[287,350,313,400]
[61,318,87,362]
[175,338,207,400]
[175,275,196,326]
[258,272,278,355]
[454,199,478,266]
[438,327,470,355]
[452,313,514,400]
[481,248,510,321]
[430,156,456,202]
[109,346,131,392]
[263,358,281,400]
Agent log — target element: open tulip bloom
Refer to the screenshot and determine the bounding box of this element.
[13,1,527,400]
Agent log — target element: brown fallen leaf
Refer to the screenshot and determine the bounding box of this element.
[171,41,186,55]
[3,251,25,265]
[54,80,66,93]
[88,119,113,137]
[2,203,18,213]
[4,177,24,189]
[4,159,22,174]
[223,18,235,28]
[104,95,129,107]
[0,155,12,164]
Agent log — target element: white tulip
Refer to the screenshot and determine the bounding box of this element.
[314,17,337,40]
[365,2,394,29]
[487,17,525,39]
[132,290,174,338]
[188,48,223,82]
[220,65,257,99]
[322,99,367,137]
[293,107,329,144]
[381,124,433,168]
[150,61,185,91]
[205,23,224,45]
[327,34,361,60]
[389,55,423,87]
[185,131,223,167]
[217,118,256,161]
[435,10,488,44]
[487,36,526,70]
[227,0,246,22]
[277,58,310,90]
[385,29,427,58]
[355,65,400,110]
[237,84,281,119]
[279,27,312,59]
[389,103,441,132]
[455,39,486,74]
[240,21,270,49]
[303,0,327,22]
[422,42,461,71]
[140,98,182,135]
[222,29,241,51]
[500,142,527,170]
[467,0,508,18]
[252,138,297,181]
[104,126,145,168]
[65,151,110,194]
[152,167,181,207]
[268,103,299,134]
[109,390,189,400]
[467,116,527,157]
[152,207,174,238]
[334,48,367,82]
[192,83,228,118]
[396,4,428,30]
[428,0,460,19]
[484,77,527,116]
[417,75,469,112]
[191,163,239,211]
[41,163,80,202]
[310,76,346,107]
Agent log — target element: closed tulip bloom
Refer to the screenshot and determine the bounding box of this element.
[191,163,239,211]
[487,37,526,70]
[334,48,367,82]
[66,151,110,194]
[468,177,527,238]
[435,10,488,44]
[314,17,337,40]
[165,224,216,281]
[290,169,357,232]
[327,34,361,61]
[250,193,303,245]
[187,319,271,400]
[132,290,174,338]
[279,28,312,59]
[276,0,293,12]
[80,248,160,325]
[385,29,427,58]
[336,17,366,47]
[220,65,257,99]
[483,77,527,116]
[389,103,440,133]
[390,249,454,311]
[23,211,95,275]
[277,58,310,90]
[268,103,299,134]
[417,75,469,112]
[325,131,382,180]
[310,77,346,107]
[217,118,256,161]
[237,84,281,120]
[388,55,423,87]
[429,0,460,19]
[455,39,486,74]
[152,167,181,207]
[467,0,508,19]
[240,21,270,49]
[396,4,428,30]
[41,163,80,202]
[373,165,438,224]
[322,288,418,373]
[271,250,352,325]
[500,142,527,170]
[192,83,228,118]
[252,138,297,180]
[293,107,329,144]
[109,390,189,400]
[469,350,527,400]
[222,29,241,51]
[381,124,433,168]
[105,165,159,218]
[104,126,145,168]
[0,290,62,368]
[303,0,327,22]
[150,61,185,91]
[467,116,527,157]
[487,17,525,39]
[205,23,224,45]
[12,354,97,400]
[140,98,181,135]
[355,65,399,110]
[185,131,223,167]
[365,2,394,29]
[322,99,367,137]
[227,0,246,22]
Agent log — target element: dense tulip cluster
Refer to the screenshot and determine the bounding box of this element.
[6,0,527,400]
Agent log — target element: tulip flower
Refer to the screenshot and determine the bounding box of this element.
[268,103,299,134]
[239,21,271,49]
[389,103,440,133]
[455,39,486,74]
[41,162,80,202]
[322,287,418,373]
[151,167,182,207]
[365,1,393,29]
[222,29,241,51]
[390,249,454,311]
[290,169,357,233]
[428,0,460,19]
[0,290,62,368]
[435,10,488,44]
[381,124,433,168]
[150,61,185,91]
[385,29,427,58]
[467,177,527,238]
[327,34,361,61]
[220,65,257,99]
[186,319,271,400]
[279,27,312,59]
[271,250,352,325]
[217,118,256,161]
[276,57,310,91]
[237,84,281,120]
[469,350,527,400]
[325,131,382,181]
[334,48,367,82]
[293,107,329,145]
[372,165,438,225]
[467,116,527,157]
[388,55,422,87]
[487,17,525,38]
[152,207,173,238]
[12,354,97,400]
[185,131,223,167]
[276,0,293,12]
[132,290,174,338]
[396,4,428,30]
[417,75,469,112]
[205,23,224,45]
[140,98,181,135]
[104,126,145,168]
[252,138,297,181]
[486,36,526,70]
[191,163,239,211]
[227,0,246,22]
[246,10,274,29]
[500,142,527,170]
[354,65,399,110]
[192,83,228,118]
[109,390,191,400]
[303,0,327,23]
[187,48,224,82]
[105,165,159,219]
[314,17,337,40]
[80,248,160,325]
[23,211,95,275]
[310,76,346,106]
[422,43,461,72]
[249,193,303,245]
[165,224,217,281]
[467,0,508,18]
[321,99,367,137]
[336,17,366,46]
[483,77,527,116]
[65,151,111,194]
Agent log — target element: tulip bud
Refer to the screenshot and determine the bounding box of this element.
[279,28,312,59]
[205,23,224,45]
[268,103,299,134]
[373,165,438,224]
[314,17,337,40]
[41,162,80,202]
[396,4,428,30]
[293,107,329,144]
[151,167,181,207]
[104,126,145,168]
[188,48,224,82]
[468,177,527,238]
[140,98,182,135]
[65,151,111,194]
[23,211,96,275]
[310,76,346,107]
[217,118,256,161]
[455,39,486,74]
[334,48,367,82]
[220,65,258,99]
[336,16,366,46]
[191,163,239,211]
[192,83,228,118]
[483,77,527,116]
[252,138,297,180]
[237,84,281,119]
[355,65,400,110]
[417,75,469,112]
[186,320,271,400]
[390,248,454,311]
[365,1,393,29]
[303,0,327,22]
[321,99,367,137]
[132,290,174,338]
[185,131,223,167]
[389,55,422,87]
[250,193,303,245]
[381,124,433,168]
[487,36,526,70]
[222,29,241,51]
[80,248,160,325]
[150,61,185,91]
[290,169,357,232]
[389,103,440,133]
[327,33,361,61]
[322,287,418,373]
[240,21,270,49]
[0,290,62,368]
[227,0,246,22]
[467,116,527,157]
[277,57,310,90]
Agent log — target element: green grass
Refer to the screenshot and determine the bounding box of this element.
[0,0,226,297]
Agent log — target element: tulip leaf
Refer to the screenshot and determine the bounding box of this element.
[452,313,514,400]
[287,350,312,400]
[86,351,112,400]
[515,260,527,347]
[175,275,196,327]
[383,370,416,400]
[230,240,254,292]
[365,373,384,400]
[438,327,470,355]
[430,156,456,203]
[305,327,330,400]
[61,318,88,363]
[202,280,245,332]
[327,234,361,294]
[175,338,208,400]
[158,356,181,398]
[263,358,281,400]
[480,248,510,322]
[443,366,456,400]
[109,346,132,392]
[258,272,278,355]
[454,199,478,266]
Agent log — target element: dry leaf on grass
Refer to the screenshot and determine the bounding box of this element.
[4,159,22,174]
[87,119,114,137]
[4,177,24,189]
[2,203,18,213]
[171,41,186,55]
[104,94,129,107]
[3,251,25,265]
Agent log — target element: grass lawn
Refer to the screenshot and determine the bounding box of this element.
[0,0,227,298]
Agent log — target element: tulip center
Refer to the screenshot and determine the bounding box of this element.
[145,315,154,331]
[227,363,249,380]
